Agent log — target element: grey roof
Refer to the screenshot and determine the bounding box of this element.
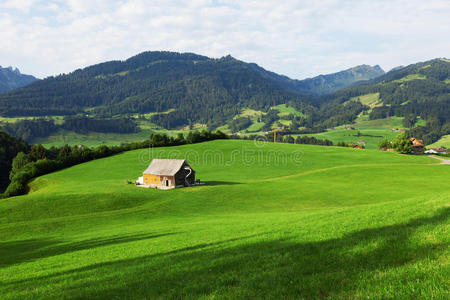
[143,159,187,176]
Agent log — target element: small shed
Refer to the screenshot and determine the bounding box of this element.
[140,159,195,189]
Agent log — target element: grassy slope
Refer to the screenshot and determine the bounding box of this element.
[428,134,450,149]
[0,140,448,299]
[305,116,427,149]
[272,104,305,118]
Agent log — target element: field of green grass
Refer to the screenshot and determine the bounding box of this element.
[0,140,448,299]
[428,134,450,149]
[304,117,427,149]
[392,74,427,83]
[271,104,305,118]
[348,93,381,109]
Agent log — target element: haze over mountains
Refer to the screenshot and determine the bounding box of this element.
[0,66,38,93]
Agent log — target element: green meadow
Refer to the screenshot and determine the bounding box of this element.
[0,140,449,299]
[305,117,426,149]
[428,134,450,149]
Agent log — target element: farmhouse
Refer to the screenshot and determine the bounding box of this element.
[410,138,424,154]
[137,159,195,189]
[425,147,447,154]
[353,145,365,149]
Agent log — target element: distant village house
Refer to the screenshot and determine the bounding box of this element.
[425,147,447,155]
[410,138,424,154]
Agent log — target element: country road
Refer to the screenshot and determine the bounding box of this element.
[430,155,450,165]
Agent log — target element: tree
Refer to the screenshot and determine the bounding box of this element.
[9,152,32,180]
[378,139,392,150]
[29,144,47,161]
[392,133,413,154]
[284,135,295,143]
[402,114,418,128]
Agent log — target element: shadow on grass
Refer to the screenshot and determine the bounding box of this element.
[202,181,242,186]
[3,208,448,299]
[0,232,178,268]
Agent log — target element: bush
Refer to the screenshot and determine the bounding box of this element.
[378,139,392,150]
[3,180,28,197]
[392,133,413,154]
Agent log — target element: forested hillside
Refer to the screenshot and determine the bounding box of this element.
[0,52,314,129]
[315,59,450,144]
[0,51,384,130]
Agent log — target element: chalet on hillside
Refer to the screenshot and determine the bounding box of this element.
[137,159,195,189]
[353,145,365,149]
[410,138,424,154]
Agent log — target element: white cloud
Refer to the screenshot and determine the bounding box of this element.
[0,0,449,79]
[1,0,36,13]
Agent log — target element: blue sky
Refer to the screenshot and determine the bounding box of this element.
[0,0,449,79]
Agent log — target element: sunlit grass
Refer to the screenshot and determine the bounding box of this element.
[0,140,448,299]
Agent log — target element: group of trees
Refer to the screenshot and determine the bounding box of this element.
[1,119,59,142]
[62,116,138,134]
[229,117,252,132]
[0,131,29,192]
[376,133,413,154]
[0,117,139,142]
[233,133,333,146]
[1,130,228,198]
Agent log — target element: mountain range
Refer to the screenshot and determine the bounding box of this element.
[0,52,448,144]
[0,52,383,124]
[0,66,38,93]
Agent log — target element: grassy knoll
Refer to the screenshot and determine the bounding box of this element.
[348,93,381,109]
[392,73,427,83]
[0,140,448,299]
[428,134,450,149]
[271,104,305,118]
[0,116,65,124]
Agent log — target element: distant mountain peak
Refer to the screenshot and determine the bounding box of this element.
[293,64,385,95]
[0,65,38,94]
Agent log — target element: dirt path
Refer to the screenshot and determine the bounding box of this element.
[429,155,450,165]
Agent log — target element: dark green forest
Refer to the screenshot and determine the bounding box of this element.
[1,117,138,142]
[0,131,29,192]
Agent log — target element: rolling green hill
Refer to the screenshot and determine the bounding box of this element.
[1,140,448,299]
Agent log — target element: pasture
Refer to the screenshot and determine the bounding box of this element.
[0,140,448,299]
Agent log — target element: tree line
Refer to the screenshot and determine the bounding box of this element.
[0,117,139,142]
